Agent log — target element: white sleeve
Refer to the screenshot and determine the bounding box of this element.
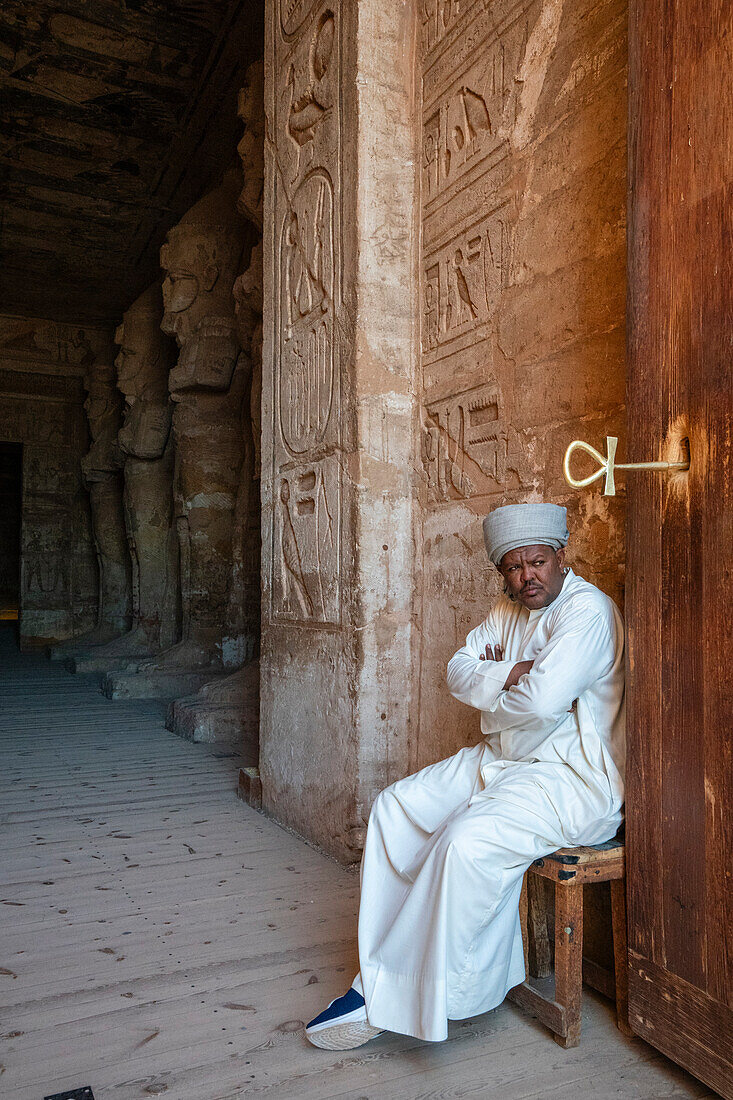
[480,604,614,735]
[446,612,516,712]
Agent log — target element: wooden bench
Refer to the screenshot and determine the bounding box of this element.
[507,836,632,1048]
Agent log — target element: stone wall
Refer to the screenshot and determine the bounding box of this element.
[415,0,627,770]
[261,0,419,862]
[0,315,106,646]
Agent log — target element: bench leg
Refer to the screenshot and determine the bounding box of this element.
[527,874,553,979]
[610,878,633,1036]
[553,881,583,1047]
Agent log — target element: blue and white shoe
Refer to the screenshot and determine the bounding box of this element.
[305,987,384,1050]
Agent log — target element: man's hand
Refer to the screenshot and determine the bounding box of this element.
[479,644,534,690]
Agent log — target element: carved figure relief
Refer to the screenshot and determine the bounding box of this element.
[422,206,509,363]
[0,315,95,366]
[272,456,339,623]
[272,1,342,626]
[23,518,69,599]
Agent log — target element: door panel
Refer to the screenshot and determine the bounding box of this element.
[627,1,732,1096]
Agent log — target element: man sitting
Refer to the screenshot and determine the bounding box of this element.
[306,501,625,1050]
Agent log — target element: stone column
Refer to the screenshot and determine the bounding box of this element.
[260,1,419,862]
[76,286,179,674]
[50,347,131,658]
[105,178,249,700]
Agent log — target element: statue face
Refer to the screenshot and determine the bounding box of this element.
[84,380,116,440]
[160,234,221,345]
[114,323,146,402]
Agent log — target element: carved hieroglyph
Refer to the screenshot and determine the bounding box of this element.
[271,5,341,628]
[262,0,418,861]
[124,177,248,684]
[51,350,131,656]
[73,286,178,672]
[416,0,628,772]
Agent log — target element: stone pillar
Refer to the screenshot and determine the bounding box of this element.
[50,347,131,658]
[261,1,419,862]
[76,286,179,674]
[105,178,249,700]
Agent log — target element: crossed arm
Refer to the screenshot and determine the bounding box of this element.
[479,643,534,690]
[447,604,613,734]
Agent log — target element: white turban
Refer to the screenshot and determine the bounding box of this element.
[483,503,569,566]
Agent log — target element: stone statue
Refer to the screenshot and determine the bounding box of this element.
[167,241,263,750]
[106,177,248,699]
[75,285,179,674]
[237,60,264,230]
[166,71,264,737]
[49,347,131,659]
[224,239,263,665]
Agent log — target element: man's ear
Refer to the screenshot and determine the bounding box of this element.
[556,547,566,569]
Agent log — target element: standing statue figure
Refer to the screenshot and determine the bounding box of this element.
[166,68,264,742]
[223,239,263,665]
[50,348,131,659]
[109,176,248,702]
[75,286,179,674]
[166,242,263,746]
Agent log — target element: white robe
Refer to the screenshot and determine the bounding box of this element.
[356,568,625,1042]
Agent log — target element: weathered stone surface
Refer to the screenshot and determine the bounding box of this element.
[74,286,179,674]
[165,661,259,753]
[0,321,103,647]
[50,347,132,659]
[260,0,419,862]
[108,178,249,699]
[415,0,627,770]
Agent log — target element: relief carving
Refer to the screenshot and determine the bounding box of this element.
[422,206,509,361]
[278,6,338,186]
[279,170,334,454]
[0,314,96,367]
[272,2,342,627]
[421,378,506,501]
[273,456,339,624]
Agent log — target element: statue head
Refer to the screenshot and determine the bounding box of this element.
[233,239,263,352]
[115,284,173,404]
[237,60,265,229]
[160,175,246,346]
[84,349,122,441]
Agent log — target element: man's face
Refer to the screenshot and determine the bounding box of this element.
[498,544,566,610]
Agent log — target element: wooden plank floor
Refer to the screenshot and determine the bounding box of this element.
[0,624,715,1100]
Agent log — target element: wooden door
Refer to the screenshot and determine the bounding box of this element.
[626,2,732,1096]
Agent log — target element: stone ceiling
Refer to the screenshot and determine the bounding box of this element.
[0,0,263,325]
